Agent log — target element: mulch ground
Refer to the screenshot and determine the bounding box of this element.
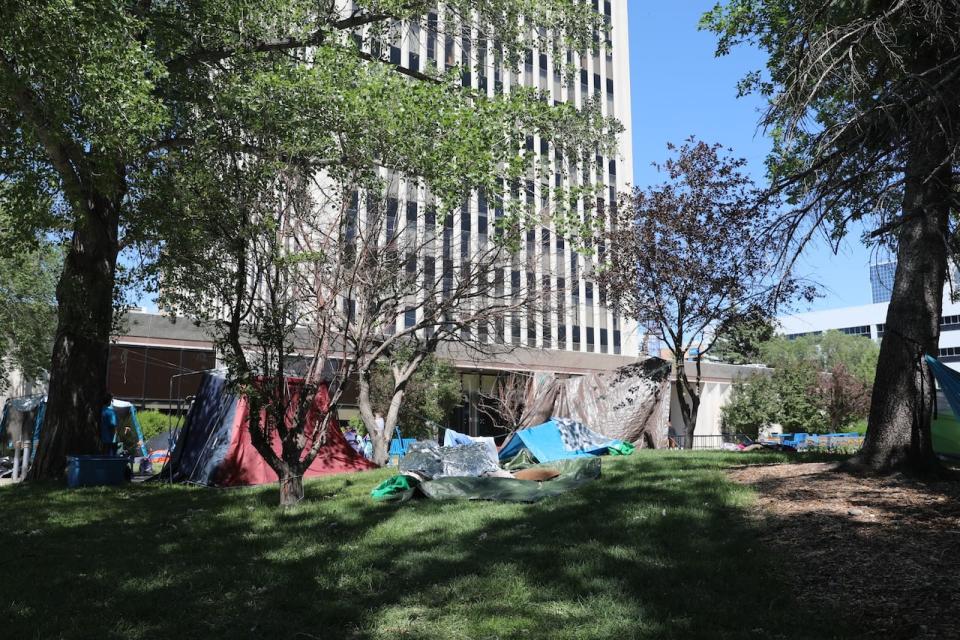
[728,462,960,640]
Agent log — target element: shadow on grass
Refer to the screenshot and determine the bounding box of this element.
[0,451,851,639]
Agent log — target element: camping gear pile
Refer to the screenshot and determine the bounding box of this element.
[370,420,633,503]
[371,359,670,503]
[162,372,375,486]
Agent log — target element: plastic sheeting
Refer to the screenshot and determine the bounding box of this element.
[498,419,621,463]
[399,441,500,480]
[417,457,601,502]
[443,428,499,463]
[520,358,673,447]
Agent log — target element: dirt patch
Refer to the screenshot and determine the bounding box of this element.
[729,462,960,640]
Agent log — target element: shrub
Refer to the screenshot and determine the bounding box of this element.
[722,364,828,437]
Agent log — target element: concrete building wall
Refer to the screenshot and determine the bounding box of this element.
[340,1,640,358]
[668,361,772,441]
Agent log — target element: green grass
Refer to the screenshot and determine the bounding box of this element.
[0,451,850,640]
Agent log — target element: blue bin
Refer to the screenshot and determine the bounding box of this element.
[66,456,131,488]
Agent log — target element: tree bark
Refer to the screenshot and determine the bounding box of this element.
[357,368,390,465]
[855,131,951,474]
[279,469,304,507]
[29,197,120,479]
[674,359,701,447]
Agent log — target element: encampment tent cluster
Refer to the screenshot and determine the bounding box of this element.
[371,419,635,503]
[370,360,674,503]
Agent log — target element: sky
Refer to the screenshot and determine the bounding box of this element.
[627,1,888,313]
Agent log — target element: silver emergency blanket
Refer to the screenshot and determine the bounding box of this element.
[520,358,673,448]
[554,417,617,452]
[399,441,501,480]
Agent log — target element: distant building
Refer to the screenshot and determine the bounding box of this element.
[869,261,896,304]
[778,264,960,370]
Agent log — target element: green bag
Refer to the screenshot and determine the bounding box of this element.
[608,442,636,456]
[371,475,420,502]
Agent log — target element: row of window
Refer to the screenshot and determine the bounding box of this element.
[372,8,618,113]
[400,308,622,354]
[790,318,960,343]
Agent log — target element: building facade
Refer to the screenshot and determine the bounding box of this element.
[869,260,896,304]
[343,0,639,358]
[778,265,960,369]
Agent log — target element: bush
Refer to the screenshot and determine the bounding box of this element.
[722,364,827,437]
[134,410,173,440]
[721,374,780,439]
[722,330,878,437]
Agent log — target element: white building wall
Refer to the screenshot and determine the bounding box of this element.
[778,293,960,371]
[667,362,772,441]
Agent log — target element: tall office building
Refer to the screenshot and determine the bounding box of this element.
[870,261,896,304]
[351,0,638,360]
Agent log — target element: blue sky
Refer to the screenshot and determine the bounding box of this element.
[627,1,886,312]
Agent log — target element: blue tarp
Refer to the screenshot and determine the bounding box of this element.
[389,438,416,457]
[498,418,622,463]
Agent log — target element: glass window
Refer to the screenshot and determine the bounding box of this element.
[426,13,437,61]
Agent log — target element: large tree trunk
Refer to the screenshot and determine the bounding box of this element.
[855,132,951,474]
[29,199,120,480]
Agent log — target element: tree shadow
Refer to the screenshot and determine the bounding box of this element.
[0,453,854,639]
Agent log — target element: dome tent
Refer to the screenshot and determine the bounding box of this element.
[163,371,374,487]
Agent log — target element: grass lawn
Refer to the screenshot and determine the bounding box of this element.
[0,451,850,640]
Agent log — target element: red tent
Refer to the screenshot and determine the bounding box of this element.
[166,372,375,487]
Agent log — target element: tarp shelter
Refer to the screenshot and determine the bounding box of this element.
[498,418,623,463]
[1,395,44,447]
[110,400,149,458]
[164,372,375,486]
[925,355,960,456]
[519,358,673,447]
[1,396,148,458]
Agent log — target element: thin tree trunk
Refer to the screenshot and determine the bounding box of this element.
[29,199,119,479]
[674,360,701,446]
[357,368,390,465]
[855,131,951,474]
[279,467,304,507]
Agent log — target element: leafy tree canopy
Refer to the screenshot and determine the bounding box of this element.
[2,0,619,262]
[368,353,462,439]
[761,330,880,385]
[710,314,775,365]
[0,240,60,392]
